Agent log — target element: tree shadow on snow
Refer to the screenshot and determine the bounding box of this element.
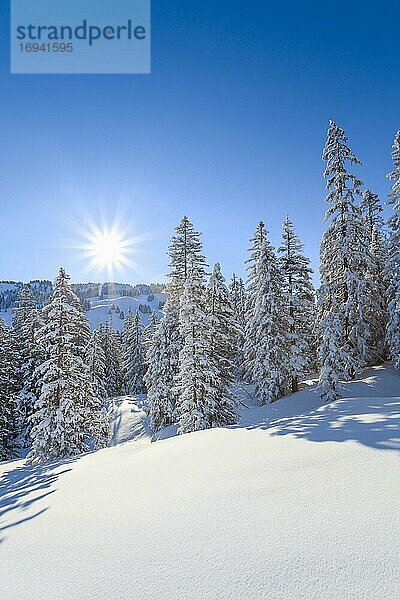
[244,396,400,452]
[0,459,76,544]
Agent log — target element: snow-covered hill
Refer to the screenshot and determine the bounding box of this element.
[87,292,165,331]
[0,280,165,330]
[1,366,399,599]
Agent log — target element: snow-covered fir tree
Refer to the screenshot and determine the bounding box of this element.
[229,274,246,377]
[144,304,179,431]
[146,217,207,429]
[317,303,344,403]
[85,329,108,402]
[12,285,43,444]
[122,309,145,394]
[177,267,222,433]
[205,264,237,426]
[98,322,124,397]
[358,189,388,363]
[386,130,400,368]
[243,221,268,383]
[244,234,287,404]
[317,121,372,397]
[363,224,388,364]
[360,189,385,237]
[0,319,19,459]
[167,216,207,288]
[142,310,158,366]
[278,216,316,393]
[28,268,108,464]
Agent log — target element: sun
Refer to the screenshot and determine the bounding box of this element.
[77,220,136,276]
[90,229,125,269]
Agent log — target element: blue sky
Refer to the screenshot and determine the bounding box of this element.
[0,0,399,284]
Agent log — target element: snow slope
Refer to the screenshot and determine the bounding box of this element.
[1,366,399,599]
[87,293,164,331]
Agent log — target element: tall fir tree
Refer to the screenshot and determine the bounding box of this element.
[167,216,207,288]
[278,216,316,393]
[244,235,287,404]
[122,309,146,394]
[317,304,344,403]
[142,310,158,367]
[12,286,43,444]
[360,189,385,236]
[386,130,400,368]
[145,311,178,431]
[98,322,124,397]
[178,268,222,433]
[85,329,108,402]
[229,274,246,377]
[146,217,207,428]
[28,268,108,464]
[359,190,388,364]
[205,264,237,426]
[243,221,268,383]
[317,121,371,397]
[0,320,19,459]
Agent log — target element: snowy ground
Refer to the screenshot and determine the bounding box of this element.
[1,366,399,599]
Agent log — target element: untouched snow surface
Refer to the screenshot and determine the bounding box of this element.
[1,366,399,599]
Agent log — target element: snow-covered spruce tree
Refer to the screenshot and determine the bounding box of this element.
[245,235,287,404]
[12,286,43,444]
[386,130,400,368]
[85,329,108,402]
[146,217,207,429]
[278,216,316,393]
[145,306,178,430]
[317,301,345,403]
[360,189,385,237]
[229,274,246,377]
[177,267,222,433]
[122,309,145,395]
[359,190,388,364]
[98,322,124,397]
[0,320,20,459]
[142,310,158,366]
[28,268,108,464]
[167,216,207,288]
[317,121,371,395]
[205,264,237,426]
[243,221,268,383]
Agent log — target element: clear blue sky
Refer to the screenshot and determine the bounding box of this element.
[0,0,399,284]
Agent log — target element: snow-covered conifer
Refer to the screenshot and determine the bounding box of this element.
[142,310,158,366]
[167,216,207,288]
[0,320,19,459]
[205,264,237,425]
[98,322,124,397]
[86,329,108,402]
[317,121,371,390]
[12,286,43,444]
[178,268,222,433]
[122,309,145,394]
[229,274,246,376]
[147,218,208,429]
[386,130,400,368]
[278,216,316,392]
[242,221,268,383]
[317,300,344,403]
[244,234,287,403]
[145,313,177,431]
[360,189,385,237]
[28,268,108,464]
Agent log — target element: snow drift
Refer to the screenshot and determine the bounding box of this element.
[0,366,399,599]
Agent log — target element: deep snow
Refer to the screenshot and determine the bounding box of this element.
[0,366,399,599]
